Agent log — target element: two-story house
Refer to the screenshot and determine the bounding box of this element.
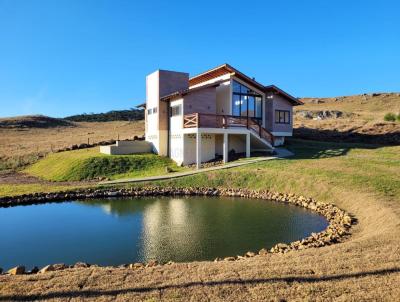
[140,64,302,168]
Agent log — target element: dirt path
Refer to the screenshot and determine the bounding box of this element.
[1,187,399,301]
[0,171,96,186]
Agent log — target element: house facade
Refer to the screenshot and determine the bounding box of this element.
[141,64,302,168]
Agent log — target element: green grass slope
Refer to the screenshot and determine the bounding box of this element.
[25,148,184,181]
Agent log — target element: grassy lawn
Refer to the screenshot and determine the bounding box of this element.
[123,139,400,204]
[24,147,187,181]
[1,139,398,202]
[0,183,89,197]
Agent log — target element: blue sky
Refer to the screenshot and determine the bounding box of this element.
[0,0,399,117]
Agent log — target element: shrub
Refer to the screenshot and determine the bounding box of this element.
[397,114,400,122]
[384,113,396,122]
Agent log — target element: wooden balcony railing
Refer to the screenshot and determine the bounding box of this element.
[183,113,274,146]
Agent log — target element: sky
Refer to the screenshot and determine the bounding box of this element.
[0,0,399,118]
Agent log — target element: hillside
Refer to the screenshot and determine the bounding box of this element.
[0,119,144,171]
[0,115,75,129]
[295,93,400,144]
[65,109,144,122]
[25,148,183,181]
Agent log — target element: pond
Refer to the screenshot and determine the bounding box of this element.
[0,196,328,270]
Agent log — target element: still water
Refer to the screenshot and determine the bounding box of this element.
[0,196,328,270]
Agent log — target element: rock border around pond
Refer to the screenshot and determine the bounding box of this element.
[0,187,354,275]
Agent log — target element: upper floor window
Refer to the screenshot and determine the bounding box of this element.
[275,110,290,124]
[147,107,157,115]
[232,80,262,120]
[170,104,181,117]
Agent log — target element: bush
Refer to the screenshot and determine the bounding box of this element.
[384,113,396,122]
[397,114,400,122]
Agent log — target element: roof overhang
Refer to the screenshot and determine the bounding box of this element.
[160,79,229,102]
[264,85,303,106]
[189,64,302,106]
[189,63,266,92]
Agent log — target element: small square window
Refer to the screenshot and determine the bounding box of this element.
[275,110,290,124]
[170,105,181,117]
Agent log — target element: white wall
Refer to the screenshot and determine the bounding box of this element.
[100,141,152,155]
[169,98,184,165]
[170,99,183,133]
[228,134,246,153]
[145,71,162,154]
[169,134,184,165]
[183,133,215,165]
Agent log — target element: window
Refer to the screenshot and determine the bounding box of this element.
[231,80,263,120]
[147,107,157,115]
[170,104,181,117]
[275,110,290,124]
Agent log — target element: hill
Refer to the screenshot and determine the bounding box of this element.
[295,92,400,145]
[24,147,183,181]
[0,120,144,171]
[65,109,144,122]
[0,115,75,129]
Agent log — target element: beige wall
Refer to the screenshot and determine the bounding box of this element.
[264,94,293,134]
[100,141,152,155]
[183,87,217,115]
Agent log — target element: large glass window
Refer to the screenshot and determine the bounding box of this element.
[232,80,262,120]
[232,94,241,116]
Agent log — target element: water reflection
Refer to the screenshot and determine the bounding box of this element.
[0,196,328,270]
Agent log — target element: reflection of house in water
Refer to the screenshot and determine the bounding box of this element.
[141,198,203,262]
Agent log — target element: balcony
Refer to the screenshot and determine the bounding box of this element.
[183,113,274,145]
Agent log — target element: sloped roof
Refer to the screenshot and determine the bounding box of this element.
[189,63,302,106]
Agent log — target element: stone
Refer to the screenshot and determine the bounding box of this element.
[245,251,256,257]
[30,266,39,274]
[74,262,90,268]
[39,263,67,273]
[7,266,25,275]
[129,263,144,269]
[223,256,236,261]
[258,248,269,255]
[39,265,54,273]
[146,260,158,267]
[276,243,289,250]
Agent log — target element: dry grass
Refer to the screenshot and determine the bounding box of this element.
[0,120,144,170]
[0,140,399,301]
[295,93,400,144]
[0,96,399,300]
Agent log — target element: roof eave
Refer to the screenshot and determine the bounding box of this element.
[265,85,303,106]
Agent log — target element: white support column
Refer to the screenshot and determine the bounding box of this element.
[196,131,202,169]
[246,133,250,158]
[223,133,228,164]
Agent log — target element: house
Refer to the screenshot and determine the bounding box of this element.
[139,64,302,168]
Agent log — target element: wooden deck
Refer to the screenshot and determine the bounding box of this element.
[183,113,275,145]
